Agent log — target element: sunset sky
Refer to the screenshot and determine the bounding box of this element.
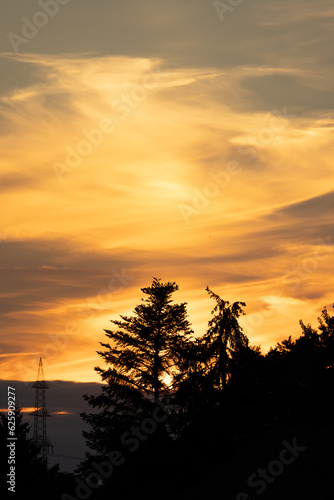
[1,0,334,383]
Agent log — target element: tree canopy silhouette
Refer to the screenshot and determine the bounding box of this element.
[96,276,193,399]
[79,277,193,484]
[201,286,248,390]
[75,281,334,500]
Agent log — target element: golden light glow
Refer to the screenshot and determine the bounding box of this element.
[0,408,72,415]
[1,45,333,382]
[0,408,35,413]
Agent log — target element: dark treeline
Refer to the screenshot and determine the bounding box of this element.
[1,277,334,499]
[76,278,334,500]
[0,408,76,499]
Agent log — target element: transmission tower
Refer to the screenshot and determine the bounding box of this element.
[30,357,53,460]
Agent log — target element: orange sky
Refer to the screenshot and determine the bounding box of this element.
[1,0,334,382]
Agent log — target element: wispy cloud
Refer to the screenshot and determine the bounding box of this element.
[1,0,333,381]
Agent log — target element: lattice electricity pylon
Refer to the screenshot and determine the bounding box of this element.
[30,357,53,460]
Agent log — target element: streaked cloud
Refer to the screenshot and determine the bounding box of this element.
[0,0,333,381]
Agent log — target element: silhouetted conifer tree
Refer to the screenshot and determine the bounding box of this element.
[318,304,334,359]
[201,287,248,390]
[79,278,193,494]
